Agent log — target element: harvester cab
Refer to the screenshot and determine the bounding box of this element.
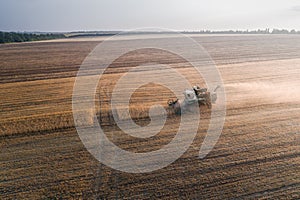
[183,89,198,104]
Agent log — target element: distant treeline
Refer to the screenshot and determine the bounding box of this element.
[1,29,299,44]
[68,29,300,37]
[183,29,300,34]
[0,32,66,44]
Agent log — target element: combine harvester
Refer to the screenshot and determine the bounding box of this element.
[168,85,220,115]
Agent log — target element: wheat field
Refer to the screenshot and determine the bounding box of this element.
[1,35,300,199]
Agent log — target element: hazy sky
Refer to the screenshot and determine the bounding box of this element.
[1,0,300,32]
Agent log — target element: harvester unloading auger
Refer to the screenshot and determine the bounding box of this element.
[168,85,220,115]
